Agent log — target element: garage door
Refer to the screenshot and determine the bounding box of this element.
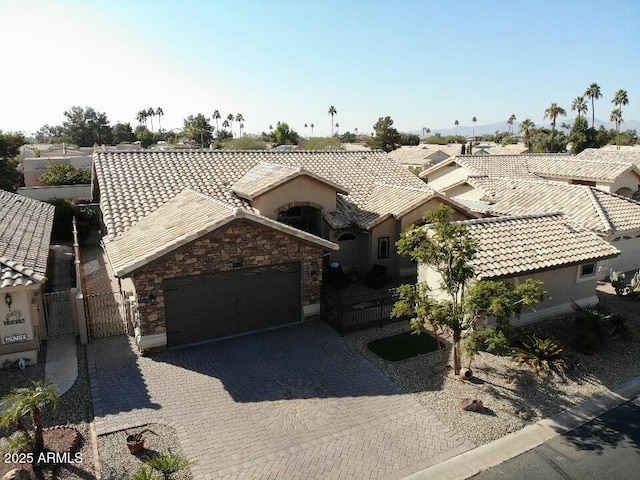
[164,262,301,347]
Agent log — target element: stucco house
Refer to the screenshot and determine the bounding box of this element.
[0,190,54,365]
[420,153,640,199]
[418,213,620,327]
[458,177,640,277]
[93,150,475,350]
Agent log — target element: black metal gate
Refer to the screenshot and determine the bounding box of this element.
[44,291,75,336]
[84,291,130,339]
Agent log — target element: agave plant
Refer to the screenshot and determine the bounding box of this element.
[513,335,567,376]
[145,452,192,480]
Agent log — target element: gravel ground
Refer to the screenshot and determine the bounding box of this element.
[98,424,192,480]
[347,285,640,447]
[0,342,96,479]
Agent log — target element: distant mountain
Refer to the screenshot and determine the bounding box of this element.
[410,118,640,137]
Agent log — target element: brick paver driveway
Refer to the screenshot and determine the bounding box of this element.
[88,321,473,479]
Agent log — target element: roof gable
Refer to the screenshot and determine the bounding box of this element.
[104,189,338,276]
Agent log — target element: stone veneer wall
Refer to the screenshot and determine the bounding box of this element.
[133,219,324,335]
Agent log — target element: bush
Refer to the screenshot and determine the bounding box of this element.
[464,327,511,363]
[2,432,35,454]
[573,303,631,354]
[144,452,192,479]
[513,334,567,376]
[304,137,343,150]
[222,137,269,150]
[399,133,420,146]
[39,162,92,185]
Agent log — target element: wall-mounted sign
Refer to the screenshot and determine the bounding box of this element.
[5,332,28,344]
[4,309,25,326]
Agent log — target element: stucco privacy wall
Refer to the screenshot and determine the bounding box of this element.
[0,288,42,364]
[251,176,338,218]
[132,218,323,338]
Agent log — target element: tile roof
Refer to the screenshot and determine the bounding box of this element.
[231,162,348,200]
[104,189,338,276]
[0,191,54,288]
[577,148,640,165]
[526,156,638,182]
[474,177,640,234]
[458,213,620,280]
[94,150,437,239]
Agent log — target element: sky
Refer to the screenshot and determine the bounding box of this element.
[1,0,639,137]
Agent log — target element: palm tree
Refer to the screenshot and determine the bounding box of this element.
[227,114,235,136]
[426,128,431,135]
[543,103,567,139]
[222,119,230,130]
[310,123,314,136]
[269,124,273,131]
[328,106,337,136]
[507,114,516,135]
[354,127,358,135]
[136,110,147,127]
[1,380,59,452]
[335,123,339,136]
[236,113,244,137]
[612,89,629,114]
[422,127,427,136]
[304,123,308,139]
[519,118,536,152]
[585,83,602,128]
[212,110,221,132]
[610,108,624,149]
[472,116,477,137]
[454,120,459,135]
[147,107,156,132]
[571,96,588,120]
[156,107,164,133]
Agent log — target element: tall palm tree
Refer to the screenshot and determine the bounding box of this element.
[304,123,308,139]
[354,127,358,135]
[585,83,602,128]
[328,106,337,136]
[454,120,459,136]
[612,89,629,114]
[543,103,567,139]
[156,107,164,133]
[519,118,536,152]
[422,127,427,136]
[507,114,516,135]
[335,123,340,136]
[310,123,314,136]
[212,110,221,132]
[472,116,477,137]
[236,113,244,137]
[571,96,588,120]
[222,119,230,130]
[426,128,430,135]
[136,110,147,127]
[147,107,156,132]
[227,114,235,136]
[610,108,624,149]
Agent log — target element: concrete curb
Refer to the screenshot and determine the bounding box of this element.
[403,375,640,480]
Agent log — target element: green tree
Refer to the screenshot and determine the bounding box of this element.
[543,103,567,139]
[367,116,400,152]
[1,380,59,453]
[147,107,156,132]
[568,116,596,154]
[184,114,213,147]
[227,114,235,136]
[610,108,624,148]
[236,113,245,137]
[340,131,356,143]
[530,128,567,153]
[271,121,300,145]
[507,114,516,135]
[135,125,155,148]
[112,122,137,143]
[585,83,602,128]
[612,89,629,113]
[62,106,113,146]
[571,96,588,120]
[0,131,25,192]
[39,162,92,185]
[328,106,337,136]
[136,110,147,127]
[519,118,536,153]
[156,107,164,133]
[34,124,64,143]
[393,205,544,375]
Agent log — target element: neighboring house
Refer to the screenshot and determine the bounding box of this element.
[0,191,54,365]
[465,177,640,277]
[93,150,475,350]
[22,155,93,187]
[577,147,640,165]
[421,153,640,199]
[418,213,620,327]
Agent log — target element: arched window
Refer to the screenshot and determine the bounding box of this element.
[338,233,356,241]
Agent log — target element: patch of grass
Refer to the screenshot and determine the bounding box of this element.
[368,331,442,362]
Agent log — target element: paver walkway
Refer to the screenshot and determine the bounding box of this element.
[88,322,474,479]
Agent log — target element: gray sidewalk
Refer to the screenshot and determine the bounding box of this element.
[405,375,640,480]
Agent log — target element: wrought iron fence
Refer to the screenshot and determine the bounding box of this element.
[84,291,130,339]
[43,291,75,336]
[322,286,406,333]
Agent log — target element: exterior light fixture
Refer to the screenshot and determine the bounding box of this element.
[148,291,156,304]
[4,293,12,308]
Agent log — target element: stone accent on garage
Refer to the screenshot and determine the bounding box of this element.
[132,218,324,336]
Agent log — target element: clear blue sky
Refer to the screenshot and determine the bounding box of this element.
[2,0,639,136]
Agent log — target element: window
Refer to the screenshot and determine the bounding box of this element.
[338,233,356,241]
[577,262,596,282]
[377,237,390,259]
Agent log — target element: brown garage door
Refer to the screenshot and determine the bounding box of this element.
[164,262,301,347]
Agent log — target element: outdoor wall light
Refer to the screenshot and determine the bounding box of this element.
[4,293,12,308]
[310,270,317,278]
[148,291,156,304]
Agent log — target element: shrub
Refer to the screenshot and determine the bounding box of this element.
[513,335,567,376]
[38,162,92,185]
[304,137,343,150]
[464,327,511,366]
[222,137,269,150]
[145,452,192,480]
[2,432,35,454]
[573,303,631,354]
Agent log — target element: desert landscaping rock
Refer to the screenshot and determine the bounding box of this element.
[460,399,484,412]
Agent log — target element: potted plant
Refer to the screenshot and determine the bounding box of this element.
[126,428,156,454]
